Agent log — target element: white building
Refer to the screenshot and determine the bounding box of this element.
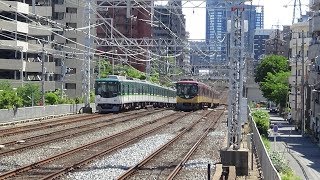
[0,0,56,91]
[308,0,320,141]
[289,20,311,128]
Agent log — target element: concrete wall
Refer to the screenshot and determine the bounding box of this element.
[0,103,96,124]
[248,107,281,180]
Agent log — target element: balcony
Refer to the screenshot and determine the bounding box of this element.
[0,20,28,34]
[310,15,320,32]
[64,13,80,22]
[0,1,29,14]
[308,43,320,60]
[29,24,52,36]
[29,6,52,17]
[0,40,28,52]
[0,59,26,71]
[25,62,56,73]
[310,0,320,10]
[289,76,301,85]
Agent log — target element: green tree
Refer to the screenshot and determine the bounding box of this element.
[45,92,59,105]
[255,55,290,83]
[260,72,290,110]
[16,83,41,107]
[0,81,22,109]
[96,59,112,78]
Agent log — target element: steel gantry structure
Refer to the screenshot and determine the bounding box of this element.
[227,0,246,150]
[82,0,93,112]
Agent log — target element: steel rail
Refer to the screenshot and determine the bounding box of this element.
[117,110,214,180]
[0,110,165,156]
[0,114,93,133]
[0,112,189,179]
[166,110,225,180]
[0,114,102,137]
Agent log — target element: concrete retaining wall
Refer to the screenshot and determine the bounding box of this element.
[0,103,96,124]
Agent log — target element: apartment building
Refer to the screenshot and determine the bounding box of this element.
[253,29,273,61]
[153,0,187,68]
[308,0,320,142]
[0,0,57,92]
[52,0,96,97]
[96,1,152,72]
[265,26,290,58]
[289,20,311,129]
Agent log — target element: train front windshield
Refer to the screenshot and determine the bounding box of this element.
[176,83,198,99]
[95,81,120,98]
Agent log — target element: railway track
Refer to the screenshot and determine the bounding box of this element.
[0,111,192,179]
[0,114,102,137]
[117,109,224,180]
[0,110,165,156]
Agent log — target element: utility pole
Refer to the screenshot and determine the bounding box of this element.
[295,37,298,127]
[41,42,45,106]
[98,55,101,79]
[20,49,24,87]
[301,30,305,135]
[61,51,65,99]
[275,29,280,54]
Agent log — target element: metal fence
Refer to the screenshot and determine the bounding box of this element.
[0,103,96,124]
[248,106,281,180]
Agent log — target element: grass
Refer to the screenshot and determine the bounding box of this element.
[281,169,301,180]
[261,136,270,151]
[253,109,301,180]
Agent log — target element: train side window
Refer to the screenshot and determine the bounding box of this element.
[132,84,135,94]
[127,84,130,95]
[122,84,125,95]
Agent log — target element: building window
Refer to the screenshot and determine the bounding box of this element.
[66,7,77,13]
[53,12,64,20]
[53,0,64,4]
[66,23,77,28]
[54,58,62,66]
[65,83,76,89]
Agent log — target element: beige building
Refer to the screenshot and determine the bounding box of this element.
[308,0,320,142]
[289,20,311,127]
[0,0,56,92]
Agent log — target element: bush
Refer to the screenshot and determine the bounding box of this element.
[45,92,59,105]
[252,110,270,136]
[281,169,301,180]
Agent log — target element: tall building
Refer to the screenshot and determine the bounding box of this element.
[206,1,264,63]
[253,29,273,61]
[153,0,186,68]
[189,41,209,66]
[52,0,96,97]
[97,1,152,72]
[206,0,227,63]
[0,0,57,93]
[265,26,290,58]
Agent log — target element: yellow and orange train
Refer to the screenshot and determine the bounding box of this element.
[175,79,219,111]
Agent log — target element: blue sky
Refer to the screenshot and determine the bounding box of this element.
[182,0,309,39]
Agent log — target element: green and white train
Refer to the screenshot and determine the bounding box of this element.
[95,75,176,113]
